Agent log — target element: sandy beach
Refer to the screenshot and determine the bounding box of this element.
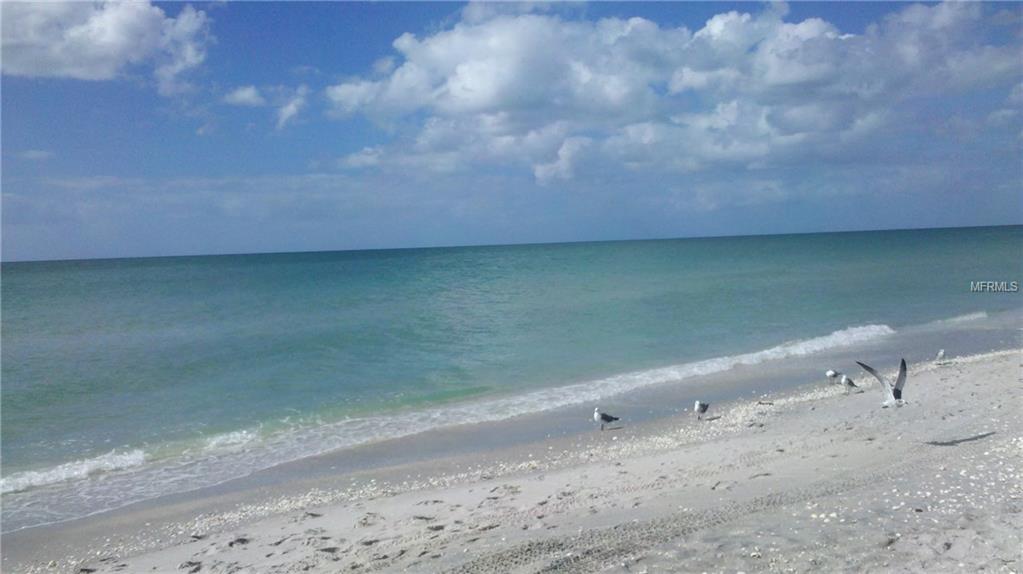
[5,1,1022,571]
[4,349,1021,573]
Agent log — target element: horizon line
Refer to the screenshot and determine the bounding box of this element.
[3,222,1020,265]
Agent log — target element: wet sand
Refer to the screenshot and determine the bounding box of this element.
[4,349,1020,573]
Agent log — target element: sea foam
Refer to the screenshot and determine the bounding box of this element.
[1,449,146,494]
[1,323,894,531]
[935,311,988,324]
[203,429,259,451]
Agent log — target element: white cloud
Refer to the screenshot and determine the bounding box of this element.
[325,80,381,116]
[372,57,395,76]
[225,85,312,129]
[1,2,211,96]
[276,85,308,129]
[340,147,383,169]
[1008,82,1023,105]
[987,109,1019,126]
[323,2,1019,185]
[326,14,685,121]
[668,66,740,93]
[460,2,555,25]
[18,150,55,161]
[153,5,209,95]
[534,137,591,184]
[224,86,267,107]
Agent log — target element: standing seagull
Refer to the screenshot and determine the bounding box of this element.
[935,349,946,363]
[840,374,859,392]
[694,400,710,420]
[825,369,840,384]
[856,358,907,407]
[594,407,619,431]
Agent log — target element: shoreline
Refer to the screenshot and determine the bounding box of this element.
[5,307,1019,537]
[4,348,1021,573]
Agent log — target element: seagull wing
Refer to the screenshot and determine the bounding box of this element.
[894,358,907,393]
[856,361,894,401]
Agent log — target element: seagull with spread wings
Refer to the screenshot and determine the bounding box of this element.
[856,358,907,408]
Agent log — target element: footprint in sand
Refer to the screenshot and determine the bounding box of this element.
[358,512,383,527]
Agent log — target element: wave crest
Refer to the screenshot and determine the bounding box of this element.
[203,429,258,451]
[445,323,897,421]
[1,323,895,530]
[938,311,988,324]
[1,449,146,494]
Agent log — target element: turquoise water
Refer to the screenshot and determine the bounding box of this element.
[2,225,1021,530]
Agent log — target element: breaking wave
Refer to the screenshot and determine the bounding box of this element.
[1,323,894,531]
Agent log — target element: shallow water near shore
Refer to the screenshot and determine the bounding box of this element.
[4,348,1019,574]
[2,225,1020,532]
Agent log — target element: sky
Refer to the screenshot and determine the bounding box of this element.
[2,1,1021,261]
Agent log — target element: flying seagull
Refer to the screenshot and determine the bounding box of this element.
[594,407,619,431]
[694,400,710,420]
[856,358,907,407]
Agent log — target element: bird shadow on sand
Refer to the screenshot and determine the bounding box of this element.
[925,431,996,447]
[601,425,625,432]
[701,415,723,422]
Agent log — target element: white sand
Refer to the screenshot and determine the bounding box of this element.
[6,350,1021,573]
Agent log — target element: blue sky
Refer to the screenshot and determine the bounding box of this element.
[2,1,1021,261]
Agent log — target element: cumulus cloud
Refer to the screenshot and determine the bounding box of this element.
[276,85,309,129]
[225,85,311,129]
[324,2,1021,186]
[224,86,267,107]
[1,2,211,96]
[534,137,591,184]
[326,14,683,121]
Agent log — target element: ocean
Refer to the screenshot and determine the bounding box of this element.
[2,225,1020,532]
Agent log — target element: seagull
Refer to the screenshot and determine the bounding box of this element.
[856,358,907,407]
[825,369,840,383]
[694,400,710,420]
[935,349,946,363]
[594,407,619,431]
[840,374,859,392]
